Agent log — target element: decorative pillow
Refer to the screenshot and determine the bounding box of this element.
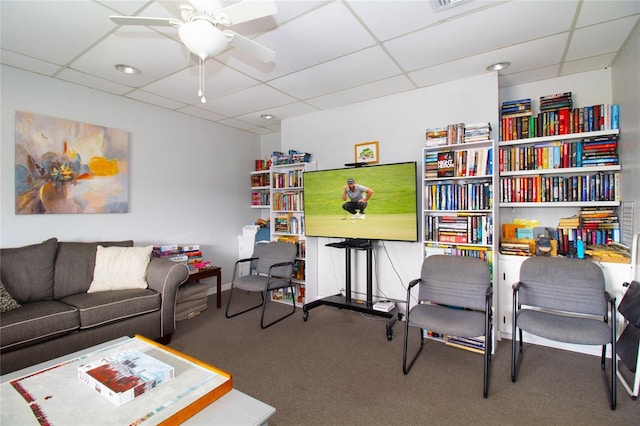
[0,280,21,312]
[0,237,58,303]
[87,245,153,293]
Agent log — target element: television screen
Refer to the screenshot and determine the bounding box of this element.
[303,162,419,242]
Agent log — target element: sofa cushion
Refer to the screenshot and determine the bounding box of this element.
[54,240,134,299]
[88,245,153,293]
[0,238,58,303]
[0,280,21,312]
[60,289,161,329]
[0,301,78,352]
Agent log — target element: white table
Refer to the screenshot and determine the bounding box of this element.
[1,337,275,425]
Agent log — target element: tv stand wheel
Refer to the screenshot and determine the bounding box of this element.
[303,310,308,321]
[386,329,393,341]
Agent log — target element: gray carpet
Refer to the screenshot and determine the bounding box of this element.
[169,292,638,425]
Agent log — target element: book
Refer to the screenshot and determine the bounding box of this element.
[78,349,174,406]
[437,151,455,177]
[152,244,178,252]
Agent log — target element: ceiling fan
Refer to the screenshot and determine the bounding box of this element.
[110,0,277,102]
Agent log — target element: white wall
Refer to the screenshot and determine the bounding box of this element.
[281,72,500,308]
[1,66,261,285]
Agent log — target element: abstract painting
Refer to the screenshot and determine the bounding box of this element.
[15,111,129,214]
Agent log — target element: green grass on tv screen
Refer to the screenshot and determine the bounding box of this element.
[303,162,418,241]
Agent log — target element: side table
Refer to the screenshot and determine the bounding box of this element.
[183,266,223,308]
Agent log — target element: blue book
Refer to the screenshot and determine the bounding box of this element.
[611,104,619,130]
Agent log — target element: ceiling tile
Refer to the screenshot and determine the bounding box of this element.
[142,60,260,105]
[125,90,188,110]
[576,0,640,27]
[236,102,319,126]
[1,1,116,65]
[56,68,133,95]
[561,53,617,76]
[566,16,639,61]
[0,50,62,76]
[269,46,401,99]
[306,75,415,110]
[70,27,188,86]
[216,1,377,80]
[177,106,226,122]
[385,0,578,72]
[499,65,561,89]
[198,84,297,117]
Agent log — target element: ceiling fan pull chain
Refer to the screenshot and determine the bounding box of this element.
[199,55,207,103]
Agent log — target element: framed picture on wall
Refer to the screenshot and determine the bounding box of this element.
[354,141,379,164]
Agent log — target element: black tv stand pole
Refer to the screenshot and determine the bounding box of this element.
[302,239,398,341]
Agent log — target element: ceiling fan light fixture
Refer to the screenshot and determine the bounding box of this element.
[115,64,140,75]
[486,61,511,72]
[178,19,229,58]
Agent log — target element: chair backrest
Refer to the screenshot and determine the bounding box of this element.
[518,256,606,316]
[419,255,490,311]
[252,241,296,278]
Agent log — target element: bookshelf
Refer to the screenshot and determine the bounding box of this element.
[250,170,270,209]
[496,97,629,354]
[269,161,316,307]
[422,123,499,354]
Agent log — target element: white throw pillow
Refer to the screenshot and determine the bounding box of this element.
[88,245,153,293]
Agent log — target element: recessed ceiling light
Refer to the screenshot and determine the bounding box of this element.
[260,114,275,120]
[115,64,140,75]
[486,62,511,72]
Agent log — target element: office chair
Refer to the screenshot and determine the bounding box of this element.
[225,241,297,329]
[617,280,640,400]
[511,256,617,410]
[403,255,493,398]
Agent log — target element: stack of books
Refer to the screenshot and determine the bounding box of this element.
[152,244,206,273]
[424,151,439,179]
[464,122,491,143]
[540,92,573,112]
[425,127,448,147]
[582,136,618,166]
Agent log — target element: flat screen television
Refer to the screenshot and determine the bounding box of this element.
[303,162,419,242]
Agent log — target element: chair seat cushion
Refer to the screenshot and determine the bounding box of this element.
[234,274,291,292]
[408,303,485,338]
[517,308,611,345]
[0,301,78,351]
[60,289,160,329]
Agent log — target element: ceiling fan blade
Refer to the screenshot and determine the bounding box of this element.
[214,0,277,26]
[224,30,275,63]
[110,16,181,27]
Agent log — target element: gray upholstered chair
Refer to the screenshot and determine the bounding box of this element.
[511,256,617,410]
[403,255,493,398]
[225,241,297,329]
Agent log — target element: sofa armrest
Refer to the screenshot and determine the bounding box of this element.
[146,258,189,338]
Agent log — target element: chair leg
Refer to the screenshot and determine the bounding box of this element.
[511,327,524,382]
[484,311,492,398]
[225,285,264,319]
[602,342,617,410]
[402,318,424,374]
[260,284,297,329]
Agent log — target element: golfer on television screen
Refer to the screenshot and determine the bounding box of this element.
[342,178,373,219]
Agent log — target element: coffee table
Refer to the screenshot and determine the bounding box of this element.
[1,336,275,425]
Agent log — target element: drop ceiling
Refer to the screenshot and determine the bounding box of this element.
[1,0,638,135]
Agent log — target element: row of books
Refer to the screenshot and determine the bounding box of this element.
[152,244,205,273]
[556,227,620,255]
[251,191,270,206]
[254,159,271,171]
[272,282,305,304]
[499,172,619,203]
[424,213,493,245]
[250,173,269,188]
[500,240,532,256]
[272,169,304,189]
[270,150,311,166]
[424,244,494,275]
[500,104,619,141]
[424,182,493,211]
[274,215,305,235]
[425,148,494,179]
[293,259,305,281]
[272,191,304,211]
[499,136,618,172]
[425,122,491,147]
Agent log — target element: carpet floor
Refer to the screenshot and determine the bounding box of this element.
[169,291,638,425]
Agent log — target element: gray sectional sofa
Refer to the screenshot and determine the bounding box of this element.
[0,238,189,374]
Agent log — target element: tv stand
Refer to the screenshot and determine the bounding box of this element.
[302,239,398,341]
